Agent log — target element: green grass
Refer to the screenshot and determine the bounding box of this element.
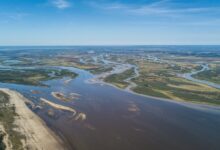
[104,68,135,89]
[132,67,220,105]
[0,68,78,86]
[193,66,220,84]
[133,85,170,98]
[88,66,113,74]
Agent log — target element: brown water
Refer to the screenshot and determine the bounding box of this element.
[1,66,220,150]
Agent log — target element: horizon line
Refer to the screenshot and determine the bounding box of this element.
[0,44,220,47]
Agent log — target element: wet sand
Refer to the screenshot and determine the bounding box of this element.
[0,88,66,150]
[40,98,77,116]
[51,92,80,102]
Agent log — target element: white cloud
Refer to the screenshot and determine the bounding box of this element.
[129,5,219,16]
[89,0,220,17]
[51,0,71,9]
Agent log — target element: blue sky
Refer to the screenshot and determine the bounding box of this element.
[0,0,220,45]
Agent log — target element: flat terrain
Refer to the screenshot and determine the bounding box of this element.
[104,68,135,89]
[132,61,220,105]
[0,46,219,150]
[0,48,219,105]
[100,51,220,105]
[0,68,77,86]
[193,65,220,84]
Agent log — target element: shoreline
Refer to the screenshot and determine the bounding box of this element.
[179,64,220,89]
[88,78,220,113]
[85,61,220,112]
[40,98,77,116]
[0,88,67,150]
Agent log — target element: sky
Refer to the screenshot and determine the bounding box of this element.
[0,0,220,45]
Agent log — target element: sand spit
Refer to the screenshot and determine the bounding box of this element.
[40,98,77,116]
[51,92,80,102]
[0,88,66,150]
[40,98,87,121]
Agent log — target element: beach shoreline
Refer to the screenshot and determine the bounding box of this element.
[0,88,67,150]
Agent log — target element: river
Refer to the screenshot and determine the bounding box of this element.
[180,64,220,89]
[0,65,220,150]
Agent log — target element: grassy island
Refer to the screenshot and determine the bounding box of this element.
[104,68,135,89]
[0,68,78,86]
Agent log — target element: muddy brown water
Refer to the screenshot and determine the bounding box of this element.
[0,66,220,150]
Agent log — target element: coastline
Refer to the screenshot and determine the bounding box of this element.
[0,88,67,150]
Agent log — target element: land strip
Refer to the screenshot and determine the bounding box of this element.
[0,88,66,150]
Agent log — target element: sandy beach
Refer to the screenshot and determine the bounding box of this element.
[0,88,66,150]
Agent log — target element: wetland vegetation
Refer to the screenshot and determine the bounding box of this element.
[132,61,220,105]
[100,49,220,105]
[0,46,219,150]
[0,47,219,105]
[104,68,135,89]
[0,68,78,86]
[193,65,220,84]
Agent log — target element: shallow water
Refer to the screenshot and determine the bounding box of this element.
[181,64,220,89]
[0,66,220,150]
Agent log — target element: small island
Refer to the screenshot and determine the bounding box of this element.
[51,92,80,102]
[0,68,78,86]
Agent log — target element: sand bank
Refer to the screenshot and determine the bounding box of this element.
[40,98,87,121]
[51,92,80,102]
[0,88,66,150]
[40,98,77,116]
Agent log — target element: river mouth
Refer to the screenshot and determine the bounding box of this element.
[0,65,219,150]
